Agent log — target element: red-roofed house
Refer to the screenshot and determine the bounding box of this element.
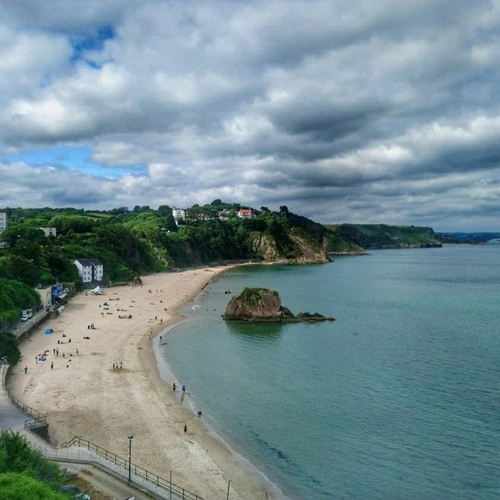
[237,208,254,219]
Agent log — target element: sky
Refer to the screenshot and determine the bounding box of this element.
[1,0,500,231]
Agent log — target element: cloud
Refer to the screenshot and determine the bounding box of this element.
[0,0,500,230]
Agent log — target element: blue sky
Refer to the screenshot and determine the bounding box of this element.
[1,0,500,231]
[4,147,139,177]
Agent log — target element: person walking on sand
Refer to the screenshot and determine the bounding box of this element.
[24,366,27,374]
[51,362,53,369]
[184,424,187,433]
[172,382,176,391]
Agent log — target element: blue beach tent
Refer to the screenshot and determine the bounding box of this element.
[45,328,54,334]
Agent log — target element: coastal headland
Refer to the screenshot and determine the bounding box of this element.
[8,265,281,499]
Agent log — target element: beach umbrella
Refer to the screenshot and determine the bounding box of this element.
[45,328,53,334]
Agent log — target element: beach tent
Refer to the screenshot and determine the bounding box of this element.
[89,286,105,295]
[45,328,53,334]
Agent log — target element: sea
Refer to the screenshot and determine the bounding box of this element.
[160,245,500,499]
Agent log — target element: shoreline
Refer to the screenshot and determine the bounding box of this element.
[8,264,282,499]
[152,295,287,500]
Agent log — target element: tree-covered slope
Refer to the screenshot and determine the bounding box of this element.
[327,224,443,249]
[0,204,446,329]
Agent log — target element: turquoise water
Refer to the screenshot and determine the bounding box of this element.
[163,246,500,499]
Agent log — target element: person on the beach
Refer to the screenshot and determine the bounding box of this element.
[24,366,27,374]
[184,424,187,433]
[182,384,186,393]
[172,382,176,391]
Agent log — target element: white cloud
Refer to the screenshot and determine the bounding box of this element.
[0,0,500,230]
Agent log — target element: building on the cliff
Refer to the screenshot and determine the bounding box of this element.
[237,208,254,219]
[74,258,104,283]
[40,227,57,237]
[172,208,186,224]
[0,212,7,248]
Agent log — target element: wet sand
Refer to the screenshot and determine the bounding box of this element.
[8,266,280,499]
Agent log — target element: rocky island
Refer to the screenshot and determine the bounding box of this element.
[223,287,335,323]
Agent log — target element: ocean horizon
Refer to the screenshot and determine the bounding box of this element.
[161,245,500,499]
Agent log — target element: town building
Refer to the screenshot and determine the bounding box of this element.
[0,212,6,233]
[237,208,254,219]
[74,258,104,283]
[172,208,186,222]
[40,227,57,237]
[0,212,7,248]
[36,286,53,311]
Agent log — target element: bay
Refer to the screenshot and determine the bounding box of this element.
[162,245,500,499]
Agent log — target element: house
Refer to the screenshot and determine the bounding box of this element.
[0,212,7,248]
[196,213,212,221]
[36,286,53,311]
[237,208,254,219]
[172,208,186,223]
[74,258,104,283]
[0,212,6,233]
[40,227,57,237]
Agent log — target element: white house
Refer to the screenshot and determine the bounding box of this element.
[40,227,57,237]
[0,212,7,248]
[172,208,186,223]
[74,258,104,283]
[36,286,53,311]
[0,212,6,233]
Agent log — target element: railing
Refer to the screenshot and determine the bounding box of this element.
[61,436,204,500]
[7,386,58,446]
[9,393,47,423]
[25,417,46,428]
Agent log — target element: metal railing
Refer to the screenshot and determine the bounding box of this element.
[61,436,204,500]
[9,393,47,423]
[7,387,58,446]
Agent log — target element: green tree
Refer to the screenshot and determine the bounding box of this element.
[0,472,67,500]
[0,333,20,365]
[0,279,40,324]
[0,431,63,488]
[4,256,40,286]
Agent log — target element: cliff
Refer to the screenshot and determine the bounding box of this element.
[223,287,335,323]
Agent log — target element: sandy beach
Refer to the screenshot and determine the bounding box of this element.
[8,266,279,499]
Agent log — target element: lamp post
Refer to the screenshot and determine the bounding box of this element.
[128,434,134,483]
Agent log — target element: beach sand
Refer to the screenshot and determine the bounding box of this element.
[8,266,279,499]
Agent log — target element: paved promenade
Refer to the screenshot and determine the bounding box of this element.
[0,364,26,431]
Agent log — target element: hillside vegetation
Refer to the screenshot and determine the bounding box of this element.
[326,224,443,249]
[0,203,443,334]
[0,204,334,288]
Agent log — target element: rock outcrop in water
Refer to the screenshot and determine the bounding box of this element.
[223,287,335,323]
